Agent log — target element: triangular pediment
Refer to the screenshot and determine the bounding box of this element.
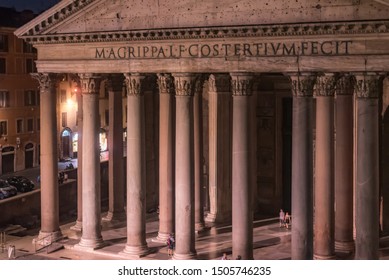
[15,0,389,39]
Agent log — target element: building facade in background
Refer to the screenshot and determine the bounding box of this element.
[0,8,39,174]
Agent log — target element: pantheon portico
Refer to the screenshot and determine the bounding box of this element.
[15,0,389,260]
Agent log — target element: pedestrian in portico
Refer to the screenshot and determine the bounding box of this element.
[279,209,285,227]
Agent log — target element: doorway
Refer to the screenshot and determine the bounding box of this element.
[25,142,34,169]
[61,128,72,159]
[1,146,15,174]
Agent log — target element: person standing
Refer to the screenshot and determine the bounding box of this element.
[279,209,285,227]
[285,212,291,229]
[221,252,229,260]
[166,234,175,257]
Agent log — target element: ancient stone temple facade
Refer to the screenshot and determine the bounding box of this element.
[15,0,389,259]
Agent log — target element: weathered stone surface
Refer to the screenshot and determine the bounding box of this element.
[19,0,389,35]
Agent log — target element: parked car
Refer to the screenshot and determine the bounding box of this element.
[65,163,74,170]
[6,176,35,193]
[0,179,18,199]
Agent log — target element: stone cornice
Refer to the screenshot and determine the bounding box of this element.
[15,0,96,38]
[20,20,389,45]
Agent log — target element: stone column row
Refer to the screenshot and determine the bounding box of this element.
[290,72,382,260]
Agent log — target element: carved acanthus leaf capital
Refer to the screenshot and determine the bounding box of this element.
[230,73,253,96]
[336,75,354,96]
[315,74,337,97]
[31,73,55,92]
[208,74,231,93]
[157,74,174,95]
[105,75,124,93]
[172,73,196,96]
[194,75,206,96]
[78,73,101,95]
[124,73,145,96]
[354,73,381,99]
[289,73,316,97]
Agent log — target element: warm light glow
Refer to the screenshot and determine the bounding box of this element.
[66,98,75,109]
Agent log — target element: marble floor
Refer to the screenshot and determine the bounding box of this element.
[0,214,291,260]
[3,212,389,260]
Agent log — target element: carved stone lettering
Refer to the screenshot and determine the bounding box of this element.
[94,40,353,60]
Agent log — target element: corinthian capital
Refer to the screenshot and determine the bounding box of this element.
[336,75,354,96]
[105,75,124,93]
[78,73,101,95]
[315,73,336,97]
[208,74,231,93]
[157,74,174,95]
[31,73,55,92]
[172,73,196,96]
[230,73,253,96]
[194,75,206,96]
[354,73,380,99]
[124,73,145,96]
[289,73,316,97]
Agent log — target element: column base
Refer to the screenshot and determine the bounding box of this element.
[70,220,82,232]
[152,232,171,243]
[34,230,63,245]
[76,237,105,250]
[205,212,217,223]
[172,251,197,260]
[102,211,126,223]
[335,240,355,253]
[195,222,206,232]
[121,244,149,257]
[313,253,336,260]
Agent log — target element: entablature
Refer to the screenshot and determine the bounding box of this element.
[21,20,389,45]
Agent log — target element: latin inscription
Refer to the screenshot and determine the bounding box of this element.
[95,40,352,59]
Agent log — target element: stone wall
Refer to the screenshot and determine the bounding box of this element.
[56,0,389,33]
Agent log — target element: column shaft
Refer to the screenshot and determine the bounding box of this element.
[194,78,205,231]
[122,74,148,256]
[231,74,253,260]
[206,74,232,223]
[78,74,104,249]
[335,77,354,253]
[314,74,336,259]
[104,77,125,222]
[173,74,196,260]
[290,74,315,260]
[156,74,175,241]
[71,89,83,231]
[355,74,380,260]
[32,73,62,242]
